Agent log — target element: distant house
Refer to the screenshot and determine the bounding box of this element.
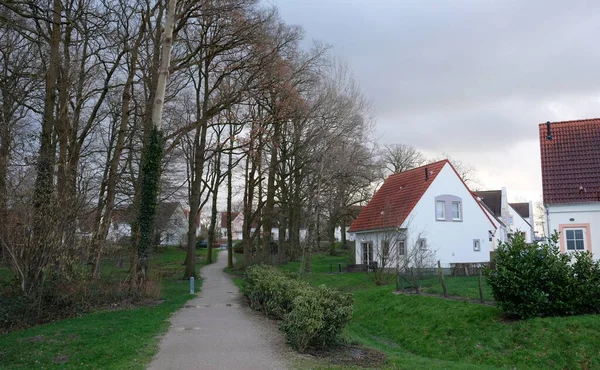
[475,188,534,243]
[348,160,496,268]
[107,202,188,246]
[219,211,244,241]
[219,210,307,242]
[334,206,363,242]
[539,119,600,258]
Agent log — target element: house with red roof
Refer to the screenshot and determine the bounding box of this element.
[219,211,244,241]
[474,188,534,243]
[348,160,497,268]
[540,119,600,257]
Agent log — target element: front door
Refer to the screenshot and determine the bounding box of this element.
[361,242,373,264]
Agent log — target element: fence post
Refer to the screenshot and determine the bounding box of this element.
[478,270,484,303]
[411,267,419,294]
[437,260,448,298]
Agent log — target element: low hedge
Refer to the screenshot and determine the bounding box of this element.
[242,265,353,352]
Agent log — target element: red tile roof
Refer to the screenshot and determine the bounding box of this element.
[348,160,447,233]
[539,119,600,205]
[220,211,240,227]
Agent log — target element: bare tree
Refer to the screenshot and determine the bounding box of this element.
[380,144,426,175]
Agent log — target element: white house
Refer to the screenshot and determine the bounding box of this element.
[334,226,355,242]
[475,189,534,244]
[220,212,244,241]
[107,202,189,246]
[540,119,600,259]
[348,160,497,268]
[219,211,308,242]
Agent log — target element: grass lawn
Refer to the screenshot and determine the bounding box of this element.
[281,252,600,369]
[0,247,217,369]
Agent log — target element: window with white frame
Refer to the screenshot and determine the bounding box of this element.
[473,239,481,252]
[436,201,445,220]
[565,229,585,251]
[452,201,462,221]
[398,240,406,256]
[382,240,390,261]
[418,238,427,251]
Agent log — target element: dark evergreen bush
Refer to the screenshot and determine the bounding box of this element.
[487,233,600,318]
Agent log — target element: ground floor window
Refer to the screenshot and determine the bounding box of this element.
[398,240,406,256]
[565,229,585,251]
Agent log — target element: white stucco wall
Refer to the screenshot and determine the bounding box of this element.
[353,163,496,268]
[334,226,355,242]
[160,204,188,246]
[508,204,533,243]
[547,202,600,260]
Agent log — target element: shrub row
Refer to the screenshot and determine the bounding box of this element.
[242,265,353,351]
[0,276,162,332]
[487,233,600,319]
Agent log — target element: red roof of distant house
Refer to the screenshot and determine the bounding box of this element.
[348,160,447,233]
[539,119,600,205]
[221,211,240,227]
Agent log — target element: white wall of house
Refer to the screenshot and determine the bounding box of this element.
[220,213,244,241]
[481,206,505,251]
[353,163,495,268]
[107,222,131,243]
[334,226,355,242]
[508,204,533,243]
[403,163,494,267]
[547,202,600,260]
[160,204,188,246]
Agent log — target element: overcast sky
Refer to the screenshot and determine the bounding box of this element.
[271,0,600,204]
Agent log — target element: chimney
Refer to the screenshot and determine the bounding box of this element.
[425,167,429,181]
[546,121,553,140]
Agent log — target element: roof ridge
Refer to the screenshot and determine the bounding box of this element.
[538,118,600,126]
[387,159,449,179]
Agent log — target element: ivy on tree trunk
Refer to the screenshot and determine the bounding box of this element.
[134,126,163,285]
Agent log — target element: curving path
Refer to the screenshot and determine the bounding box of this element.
[148,250,290,370]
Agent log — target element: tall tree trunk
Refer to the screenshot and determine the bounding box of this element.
[183,115,208,279]
[134,0,177,286]
[29,0,61,295]
[262,123,279,264]
[242,151,255,267]
[327,214,337,255]
[91,24,145,278]
[341,218,348,249]
[226,125,234,269]
[0,104,9,264]
[207,149,222,264]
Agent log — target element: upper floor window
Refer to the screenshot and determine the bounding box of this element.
[436,201,445,220]
[452,201,462,221]
[435,195,462,222]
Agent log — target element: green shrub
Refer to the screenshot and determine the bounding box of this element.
[242,265,353,351]
[570,251,600,313]
[233,241,243,254]
[281,288,324,352]
[487,233,600,319]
